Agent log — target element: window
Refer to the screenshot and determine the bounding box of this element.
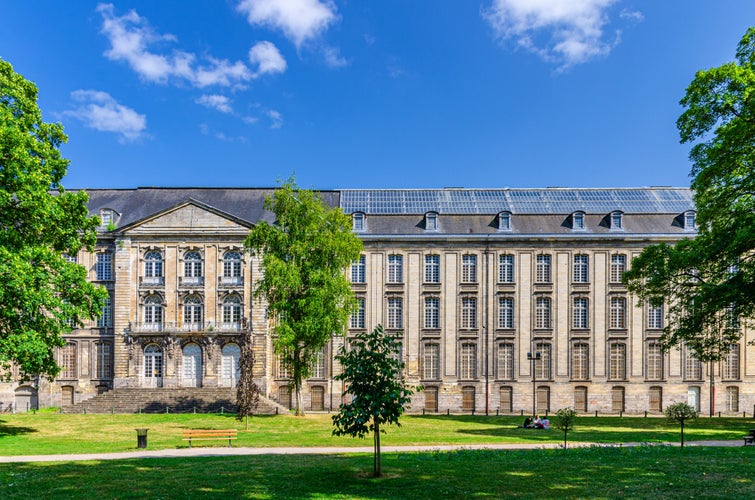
[462,386,475,411]
[422,344,439,379]
[352,212,365,232]
[275,351,291,378]
[684,346,702,380]
[573,298,589,329]
[223,251,242,283]
[497,343,514,380]
[63,253,77,263]
[424,297,440,329]
[425,255,440,283]
[572,212,585,230]
[387,297,403,329]
[612,386,625,412]
[498,297,514,329]
[726,386,739,412]
[97,295,112,328]
[572,343,589,380]
[573,255,589,283]
[609,343,626,380]
[498,212,511,231]
[500,386,513,412]
[183,295,203,330]
[647,343,663,380]
[387,254,403,283]
[536,255,551,283]
[723,344,740,380]
[610,211,623,230]
[59,342,76,379]
[649,386,663,412]
[534,343,551,379]
[144,344,163,379]
[311,347,327,379]
[499,254,515,283]
[350,297,365,329]
[144,295,163,329]
[461,297,477,329]
[460,343,477,379]
[462,254,477,283]
[222,295,242,330]
[725,305,740,331]
[648,303,663,329]
[610,296,626,329]
[351,255,366,283]
[425,212,438,231]
[684,211,696,229]
[535,296,551,329]
[574,386,588,412]
[184,252,203,283]
[96,252,112,281]
[96,342,112,379]
[610,255,626,283]
[144,251,163,280]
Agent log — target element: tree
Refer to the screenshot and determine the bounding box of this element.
[624,28,755,372]
[0,59,107,381]
[332,325,417,477]
[665,402,699,447]
[554,407,577,449]
[235,330,260,430]
[246,177,362,415]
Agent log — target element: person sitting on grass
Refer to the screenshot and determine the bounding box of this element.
[522,416,532,428]
[533,416,543,429]
[542,417,550,430]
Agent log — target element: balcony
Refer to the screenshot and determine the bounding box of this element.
[218,276,243,288]
[139,276,164,287]
[128,322,244,333]
[179,276,204,287]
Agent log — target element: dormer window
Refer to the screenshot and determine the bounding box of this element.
[610,211,624,230]
[425,212,439,231]
[572,212,585,231]
[100,209,115,227]
[352,212,366,232]
[498,212,512,231]
[684,211,696,230]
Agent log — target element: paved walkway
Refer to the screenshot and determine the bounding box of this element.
[0,440,744,463]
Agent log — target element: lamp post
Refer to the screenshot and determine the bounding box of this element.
[527,351,541,416]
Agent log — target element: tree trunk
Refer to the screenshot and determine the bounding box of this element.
[680,421,685,447]
[374,420,381,477]
[563,429,567,449]
[245,415,249,431]
[295,379,305,416]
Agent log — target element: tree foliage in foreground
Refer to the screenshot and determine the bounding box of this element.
[665,402,699,447]
[332,325,417,477]
[246,177,362,415]
[554,407,577,449]
[0,59,106,380]
[236,330,260,430]
[624,27,755,362]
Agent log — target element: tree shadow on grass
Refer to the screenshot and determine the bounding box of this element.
[0,419,37,437]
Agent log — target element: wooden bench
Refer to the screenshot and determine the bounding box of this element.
[182,429,238,448]
[744,430,755,446]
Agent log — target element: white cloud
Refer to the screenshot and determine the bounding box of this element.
[97,3,252,87]
[236,0,338,48]
[248,41,287,76]
[267,109,283,129]
[65,90,146,142]
[196,94,233,113]
[322,46,348,68]
[620,9,644,23]
[482,0,619,69]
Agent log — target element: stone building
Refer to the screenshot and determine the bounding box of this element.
[2,186,752,415]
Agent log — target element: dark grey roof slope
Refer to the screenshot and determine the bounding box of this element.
[340,188,694,215]
[80,187,340,228]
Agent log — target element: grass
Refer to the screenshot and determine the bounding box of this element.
[1,446,753,498]
[0,412,752,455]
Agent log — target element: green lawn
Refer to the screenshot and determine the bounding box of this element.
[1,446,753,499]
[0,412,752,455]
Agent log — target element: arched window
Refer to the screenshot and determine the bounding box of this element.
[144,295,163,330]
[144,251,164,285]
[144,344,163,385]
[183,295,203,330]
[222,295,242,330]
[223,251,243,284]
[184,251,203,285]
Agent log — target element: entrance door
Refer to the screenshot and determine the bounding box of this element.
[221,344,241,387]
[425,387,438,412]
[182,344,202,388]
[311,386,324,411]
[144,344,163,388]
[688,386,700,411]
[14,386,38,413]
[61,386,74,407]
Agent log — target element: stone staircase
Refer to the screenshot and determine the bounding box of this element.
[62,388,287,415]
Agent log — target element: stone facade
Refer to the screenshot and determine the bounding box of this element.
[1,187,752,416]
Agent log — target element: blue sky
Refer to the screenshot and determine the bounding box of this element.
[1,1,753,190]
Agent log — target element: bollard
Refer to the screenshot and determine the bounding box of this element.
[422,408,425,415]
[135,428,149,449]
[112,406,115,414]
[84,408,87,415]
[644,411,647,418]
[193,407,196,414]
[447,409,450,416]
[718,411,721,418]
[221,406,224,414]
[166,406,169,414]
[619,411,623,418]
[275,407,279,415]
[520,409,524,416]
[496,409,499,416]
[595,411,598,417]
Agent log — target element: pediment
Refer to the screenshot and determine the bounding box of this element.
[121,200,252,235]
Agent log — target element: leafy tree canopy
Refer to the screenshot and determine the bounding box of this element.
[0,59,106,380]
[245,177,362,415]
[624,27,755,361]
[332,324,417,477]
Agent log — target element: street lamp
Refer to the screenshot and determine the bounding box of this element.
[527,351,541,416]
